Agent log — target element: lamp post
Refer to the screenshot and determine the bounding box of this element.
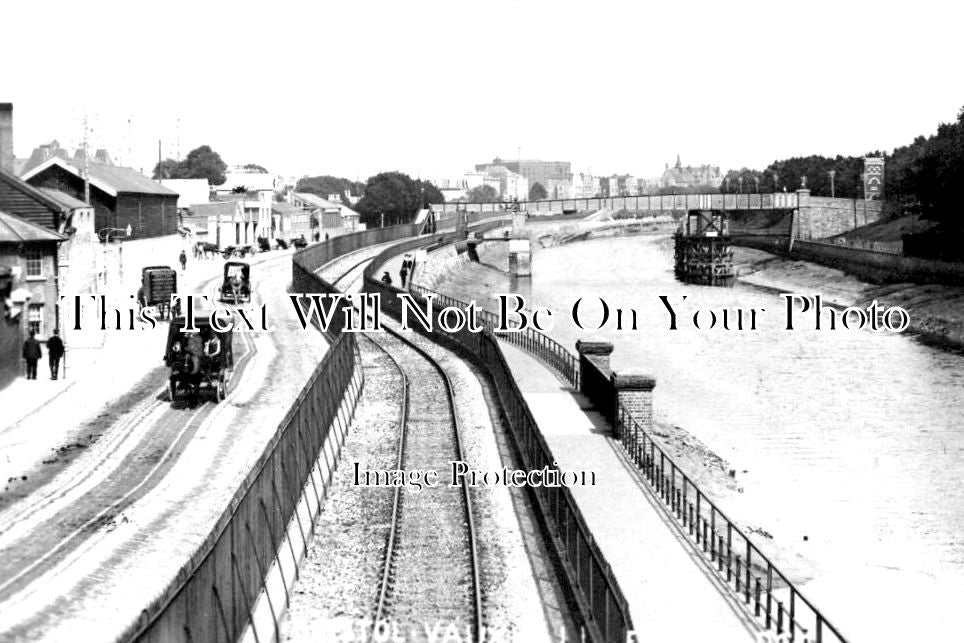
[738,176,743,194]
[828,169,836,198]
[99,225,132,290]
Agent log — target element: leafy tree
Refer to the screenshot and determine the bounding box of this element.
[416,179,445,207]
[150,145,227,185]
[181,145,227,186]
[354,172,428,227]
[152,158,181,180]
[466,185,499,203]
[296,175,365,205]
[529,182,548,200]
[243,163,268,173]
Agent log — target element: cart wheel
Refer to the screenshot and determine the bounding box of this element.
[216,376,225,402]
[169,380,177,402]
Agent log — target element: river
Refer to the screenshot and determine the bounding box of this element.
[442,227,964,641]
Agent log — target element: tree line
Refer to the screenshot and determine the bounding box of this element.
[719,105,964,222]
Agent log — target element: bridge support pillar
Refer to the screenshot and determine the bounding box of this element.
[508,238,531,276]
[512,211,527,235]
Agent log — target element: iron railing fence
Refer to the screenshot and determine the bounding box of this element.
[362,262,630,642]
[614,405,847,643]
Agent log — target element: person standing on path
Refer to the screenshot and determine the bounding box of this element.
[399,264,409,288]
[22,330,42,380]
[179,249,187,272]
[46,328,64,380]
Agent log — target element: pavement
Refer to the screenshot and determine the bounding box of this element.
[0,248,294,482]
[496,340,762,642]
[0,246,334,640]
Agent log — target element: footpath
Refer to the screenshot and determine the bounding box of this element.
[0,249,292,483]
[497,340,761,642]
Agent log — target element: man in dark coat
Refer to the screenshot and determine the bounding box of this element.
[22,330,42,380]
[47,328,65,380]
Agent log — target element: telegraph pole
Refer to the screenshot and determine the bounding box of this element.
[82,113,90,205]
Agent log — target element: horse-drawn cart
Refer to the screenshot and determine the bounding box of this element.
[164,316,234,406]
[138,266,179,320]
[219,261,251,304]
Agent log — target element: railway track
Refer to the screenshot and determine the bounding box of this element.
[365,325,483,641]
[328,257,483,639]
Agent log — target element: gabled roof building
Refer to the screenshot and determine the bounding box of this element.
[21,157,179,240]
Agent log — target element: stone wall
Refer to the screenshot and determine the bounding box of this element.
[411,242,470,290]
[790,240,964,286]
[794,195,892,240]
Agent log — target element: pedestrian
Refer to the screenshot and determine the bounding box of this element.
[22,330,42,380]
[381,271,393,286]
[47,328,65,380]
[179,249,187,271]
[324,232,329,241]
[399,265,409,288]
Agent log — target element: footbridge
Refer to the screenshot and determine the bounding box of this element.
[431,190,895,241]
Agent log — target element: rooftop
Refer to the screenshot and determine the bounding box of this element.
[22,157,178,197]
[0,209,67,243]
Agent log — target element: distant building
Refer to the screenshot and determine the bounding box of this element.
[271,202,311,241]
[212,191,274,240]
[184,201,256,249]
[290,192,361,236]
[475,158,572,196]
[215,167,277,194]
[21,156,179,240]
[660,155,722,189]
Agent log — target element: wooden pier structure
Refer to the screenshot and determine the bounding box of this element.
[673,210,734,286]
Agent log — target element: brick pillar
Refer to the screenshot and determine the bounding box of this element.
[575,339,613,395]
[611,369,656,450]
[575,340,614,428]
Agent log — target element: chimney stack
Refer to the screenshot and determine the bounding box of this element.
[0,103,13,173]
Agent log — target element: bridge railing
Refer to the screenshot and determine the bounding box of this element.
[408,284,580,389]
[362,261,629,642]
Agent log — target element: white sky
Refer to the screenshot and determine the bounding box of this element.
[4,0,963,182]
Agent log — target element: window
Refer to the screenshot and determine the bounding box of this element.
[28,304,43,336]
[25,248,43,278]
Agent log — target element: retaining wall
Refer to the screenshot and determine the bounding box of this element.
[732,235,964,286]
